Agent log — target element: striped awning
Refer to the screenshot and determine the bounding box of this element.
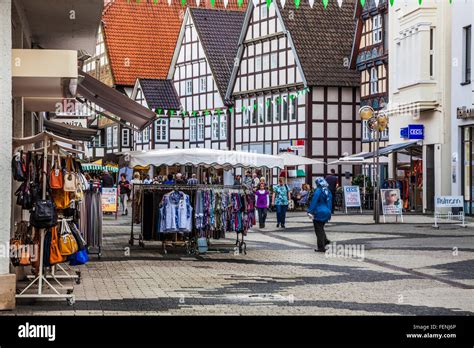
[81,163,118,173]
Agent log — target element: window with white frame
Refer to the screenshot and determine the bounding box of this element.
[370,67,378,94]
[211,115,219,140]
[463,25,471,83]
[430,27,435,78]
[106,127,112,148]
[122,128,130,147]
[155,119,168,142]
[243,101,250,125]
[186,80,193,95]
[282,95,288,121]
[220,114,227,140]
[199,77,207,92]
[258,96,264,124]
[142,127,149,143]
[255,56,262,72]
[290,95,297,120]
[372,15,382,44]
[270,53,277,69]
[274,96,280,122]
[362,120,370,141]
[190,118,197,142]
[250,98,257,125]
[266,97,272,123]
[136,130,142,143]
[112,126,118,147]
[197,116,205,141]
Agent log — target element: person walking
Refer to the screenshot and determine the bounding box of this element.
[307,177,332,252]
[325,169,338,214]
[272,177,291,228]
[118,173,130,216]
[255,182,270,228]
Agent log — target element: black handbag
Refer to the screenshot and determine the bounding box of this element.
[30,199,58,229]
[12,151,26,182]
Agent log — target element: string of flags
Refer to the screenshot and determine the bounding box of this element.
[153,88,310,118]
[126,0,453,8]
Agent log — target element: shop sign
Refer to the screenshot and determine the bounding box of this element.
[381,189,403,215]
[52,118,87,128]
[289,139,305,150]
[456,106,474,119]
[435,196,463,208]
[101,187,118,212]
[400,125,424,140]
[343,186,361,208]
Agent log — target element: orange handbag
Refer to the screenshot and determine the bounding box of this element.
[50,226,66,265]
[49,151,63,189]
[51,189,71,210]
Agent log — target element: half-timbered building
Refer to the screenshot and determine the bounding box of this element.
[227,0,361,185]
[350,0,389,151]
[168,8,245,150]
[131,78,182,151]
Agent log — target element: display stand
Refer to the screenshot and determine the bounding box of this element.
[433,196,467,229]
[13,132,84,305]
[130,184,251,255]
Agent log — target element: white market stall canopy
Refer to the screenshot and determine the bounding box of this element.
[328,154,390,166]
[125,148,285,169]
[278,152,325,166]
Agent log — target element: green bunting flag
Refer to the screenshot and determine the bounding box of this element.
[360,0,365,7]
[322,0,328,9]
[294,0,301,9]
[182,0,186,5]
[389,0,394,6]
[266,0,272,8]
[238,0,244,7]
[210,0,215,6]
[229,107,234,114]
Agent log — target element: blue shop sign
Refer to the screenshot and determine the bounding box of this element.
[400,125,424,140]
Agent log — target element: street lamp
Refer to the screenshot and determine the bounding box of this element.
[359,106,389,224]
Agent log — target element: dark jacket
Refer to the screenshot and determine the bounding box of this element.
[102,174,115,188]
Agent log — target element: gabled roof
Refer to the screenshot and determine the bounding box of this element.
[277,0,360,87]
[189,8,246,102]
[137,78,181,110]
[102,0,246,87]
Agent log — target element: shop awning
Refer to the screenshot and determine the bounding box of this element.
[81,163,119,173]
[125,148,285,169]
[348,141,422,162]
[77,70,157,131]
[328,155,390,165]
[43,119,98,142]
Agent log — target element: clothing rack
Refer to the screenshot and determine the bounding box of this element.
[129,183,252,255]
[13,134,78,305]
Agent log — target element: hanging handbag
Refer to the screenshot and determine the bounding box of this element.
[30,199,58,229]
[63,156,77,192]
[51,189,71,210]
[68,221,86,250]
[58,219,78,256]
[49,226,66,265]
[12,151,26,182]
[69,248,89,266]
[49,151,63,189]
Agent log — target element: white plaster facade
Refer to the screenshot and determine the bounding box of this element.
[450,0,473,213]
[388,0,452,212]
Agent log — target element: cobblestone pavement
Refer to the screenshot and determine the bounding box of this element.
[5,211,474,315]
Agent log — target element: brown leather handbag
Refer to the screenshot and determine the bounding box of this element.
[63,156,77,192]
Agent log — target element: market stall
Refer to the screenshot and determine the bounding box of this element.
[125,148,284,254]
